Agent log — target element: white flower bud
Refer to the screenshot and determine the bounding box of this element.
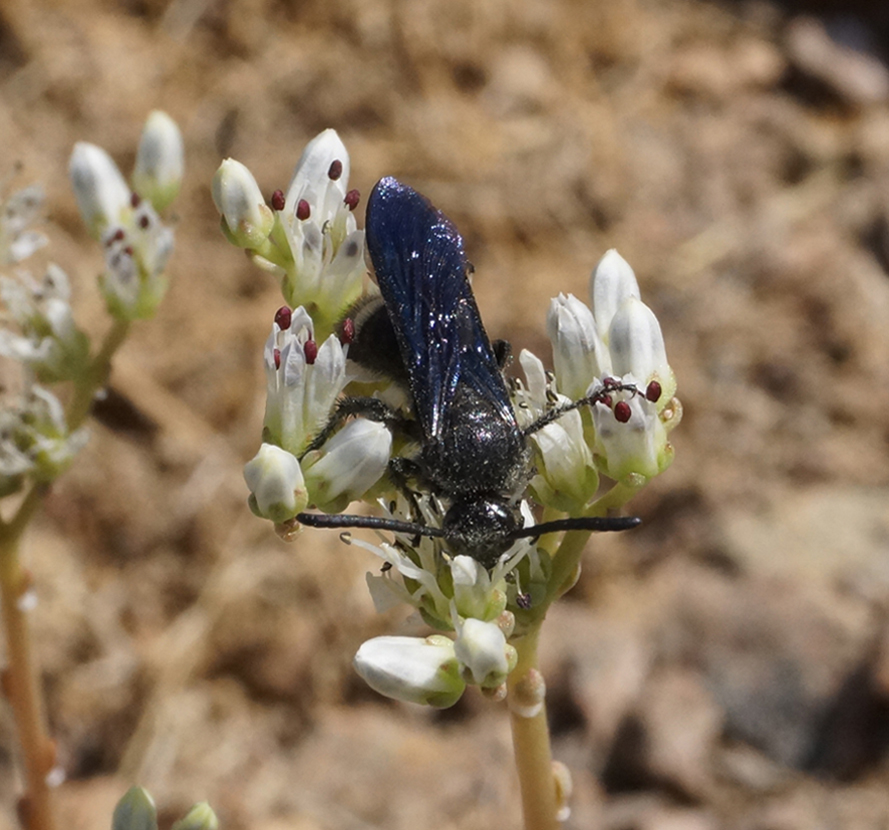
[133,111,184,212]
[354,635,466,708]
[547,293,610,399]
[608,297,676,404]
[590,249,640,343]
[212,159,274,249]
[302,418,392,512]
[244,443,308,523]
[69,142,131,239]
[454,618,515,689]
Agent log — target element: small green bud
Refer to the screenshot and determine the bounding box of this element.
[112,787,158,830]
[172,803,218,830]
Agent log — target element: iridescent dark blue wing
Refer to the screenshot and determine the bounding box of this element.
[365,177,517,440]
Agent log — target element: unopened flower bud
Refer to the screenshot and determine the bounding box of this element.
[454,618,515,689]
[171,803,218,830]
[112,787,158,830]
[302,418,391,512]
[212,159,274,248]
[69,142,131,239]
[354,634,466,708]
[244,443,308,523]
[590,249,640,340]
[547,293,610,399]
[133,111,184,212]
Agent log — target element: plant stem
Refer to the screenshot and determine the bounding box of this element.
[0,537,55,830]
[0,317,130,830]
[508,624,560,830]
[66,318,130,431]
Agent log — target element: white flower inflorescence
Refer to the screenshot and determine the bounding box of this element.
[223,131,681,709]
[0,112,182,497]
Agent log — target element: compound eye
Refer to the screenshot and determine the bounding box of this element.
[442,498,520,569]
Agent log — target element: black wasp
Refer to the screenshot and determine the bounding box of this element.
[297,177,639,568]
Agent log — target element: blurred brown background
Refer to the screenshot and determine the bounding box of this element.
[2,0,889,827]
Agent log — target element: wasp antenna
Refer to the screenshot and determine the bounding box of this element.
[297,512,446,539]
[511,516,641,539]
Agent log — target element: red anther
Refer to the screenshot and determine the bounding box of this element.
[646,380,662,403]
[273,347,281,369]
[274,306,292,330]
[130,192,141,208]
[139,214,150,229]
[304,339,318,364]
[602,376,618,390]
[112,228,125,243]
[271,189,286,211]
[296,199,311,220]
[341,317,355,344]
[614,401,632,422]
[344,189,360,211]
[328,159,343,181]
[123,246,134,257]
[599,394,613,408]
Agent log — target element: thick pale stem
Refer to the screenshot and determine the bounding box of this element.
[508,625,560,830]
[0,538,56,830]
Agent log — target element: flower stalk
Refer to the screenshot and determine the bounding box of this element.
[508,624,560,830]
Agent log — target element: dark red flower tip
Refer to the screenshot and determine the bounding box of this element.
[296,199,311,221]
[328,159,343,181]
[341,317,355,345]
[645,380,662,403]
[139,214,150,229]
[614,401,632,423]
[271,189,286,211]
[273,347,282,370]
[304,339,318,365]
[274,306,292,330]
[344,189,360,211]
[123,245,134,257]
[130,192,141,208]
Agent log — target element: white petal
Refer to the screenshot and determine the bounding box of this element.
[590,249,640,342]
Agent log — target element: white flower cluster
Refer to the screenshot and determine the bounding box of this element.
[222,130,680,709]
[0,112,183,496]
[69,111,182,320]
